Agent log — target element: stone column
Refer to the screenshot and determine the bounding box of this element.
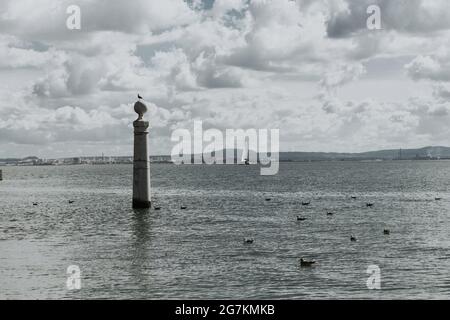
[132,100,151,208]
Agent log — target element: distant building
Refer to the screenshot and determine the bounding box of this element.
[150,155,172,163]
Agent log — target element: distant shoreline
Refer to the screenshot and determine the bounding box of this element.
[2,146,450,166]
[3,158,450,167]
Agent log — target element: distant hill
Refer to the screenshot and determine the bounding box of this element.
[196,146,450,162]
[278,146,450,161]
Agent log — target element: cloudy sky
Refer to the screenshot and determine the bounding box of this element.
[1,0,450,158]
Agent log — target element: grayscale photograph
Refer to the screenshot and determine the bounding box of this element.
[0,0,449,306]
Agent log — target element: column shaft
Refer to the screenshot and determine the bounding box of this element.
[132,120,151,208]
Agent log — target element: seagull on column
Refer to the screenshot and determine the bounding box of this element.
[138,93,143,100]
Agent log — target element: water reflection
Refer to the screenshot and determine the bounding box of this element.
[130,208,152,289]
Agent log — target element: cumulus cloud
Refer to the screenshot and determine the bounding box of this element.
[0,0,198,39]
[320,63,366,91]
[405,55,450,82]
[0,35,57,69]
[210,0,247,19]
[225,0,318,71]
[327,0,450,38]
[317,62,366,113]
[433,83,450,100]
[1,0,450,157]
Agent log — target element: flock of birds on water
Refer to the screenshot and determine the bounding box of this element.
[242,194,443,267]
[29,193,444,268]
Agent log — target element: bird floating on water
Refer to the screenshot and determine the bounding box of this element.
[68,200,74,204]
[351,196,357,199]
[327,212,334,216]
[366,203,374,207]
[243,238,254,244]
[302,201,310,206]
[300,258,316,267]
[180,206,187,210]
[297,216,306,221]
[32,202,38,206]
[435,197,442,201]
[350,235,357,242]
[154,206,161,210]
[383,229,390,235]
[265,198,271,201]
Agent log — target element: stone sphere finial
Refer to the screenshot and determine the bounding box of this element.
[134,100,147,120]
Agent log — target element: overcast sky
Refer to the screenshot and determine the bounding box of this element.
[1,0,450,158]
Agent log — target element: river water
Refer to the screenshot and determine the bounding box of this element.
[0,162,449,299]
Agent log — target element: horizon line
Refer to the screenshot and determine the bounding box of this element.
[1,145,449,160]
